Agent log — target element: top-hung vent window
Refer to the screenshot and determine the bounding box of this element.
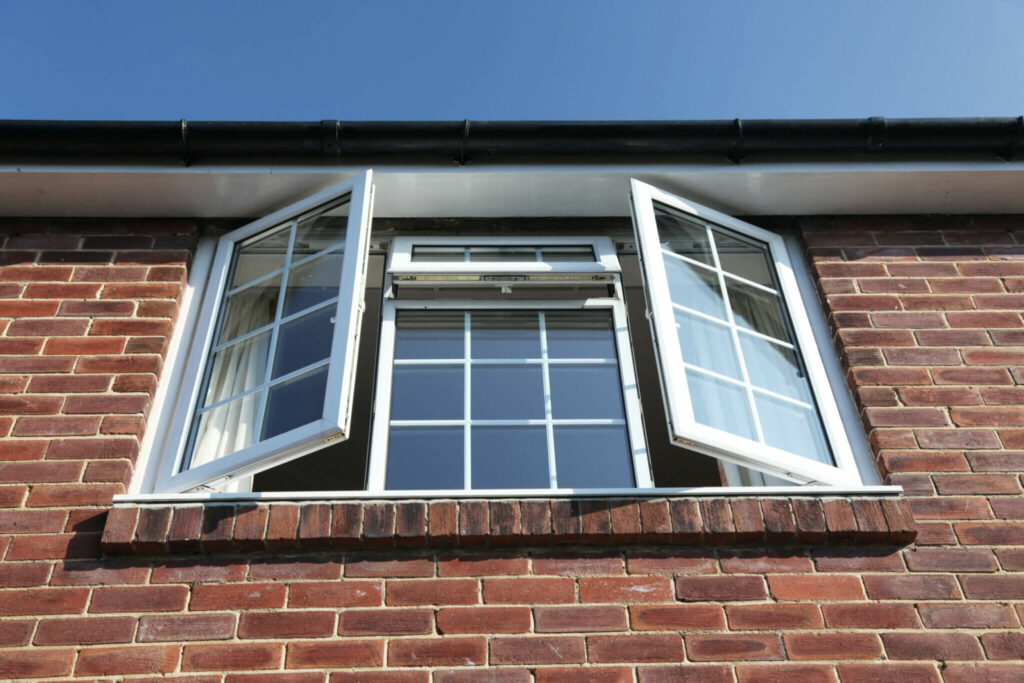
[155,173,374,493]
[629,180,861,486]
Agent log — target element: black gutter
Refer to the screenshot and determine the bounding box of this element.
[0,117,1022,164]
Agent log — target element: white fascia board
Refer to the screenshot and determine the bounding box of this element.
[3,160,1024,218]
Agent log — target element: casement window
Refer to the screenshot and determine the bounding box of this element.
[140,173,869,495]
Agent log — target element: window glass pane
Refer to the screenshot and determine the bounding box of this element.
[203,331,271,406]
[218,277,280,344]
[231,224,290,288]
[272,306,335,379]
[471,312,541,359]
[739,332,813,403]
[189,390,263,470]
[411,246,465,262]
[553,425,634,488]
[755,393,834,465]
[395,311,464,359]
[262,367,329,440]
[664,256,726,320]
[686,369,757,441]
[292,200,348,261]
[712,227,774,288]
[282,250,344,316]
[539,246,595,262]
[386,426,463,490]
[546,311,617,359]
[675,311,741,379]
[471,426,549,489]
[727,280,788,340]
[471,365,544,420]
[391,366,463,420]
[550,365,625,420]
[654,203,713,265]
[468,246,537,262]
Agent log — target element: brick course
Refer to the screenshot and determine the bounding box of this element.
[0,216,1022,679]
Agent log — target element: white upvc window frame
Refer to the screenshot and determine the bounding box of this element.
[154,172,375,493]
[629,179,860,487]
[366,236,653,494]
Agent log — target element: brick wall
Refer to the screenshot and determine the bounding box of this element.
[0,216,1022,681]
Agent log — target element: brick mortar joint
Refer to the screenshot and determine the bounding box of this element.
[99,496,917,556]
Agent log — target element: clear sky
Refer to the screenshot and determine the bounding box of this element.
[1,0,1021,121]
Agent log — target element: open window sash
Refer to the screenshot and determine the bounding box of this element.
[157,172,374,493]
[629,179,859,486]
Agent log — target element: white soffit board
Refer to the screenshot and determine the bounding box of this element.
[1,163,1024,217]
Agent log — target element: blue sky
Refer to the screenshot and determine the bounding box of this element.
[1,1,1021,120]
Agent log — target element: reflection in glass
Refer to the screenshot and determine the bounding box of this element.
[546,311,617,359]
[391,366,463,420]
[190,390,263,469]
[654,203,713,265]
[395,311,463,359]
[554,425,634,488]
[262,367,328,440]
[540,246,595,262]
[203,331,271,406]
[231,224,290,288]
[471,312,541,359]
[739,332,812,402]
[664,256,726,320]
[386,427,463,490]
[727,280,787,340]
[292,200,348,261]
[712,227,774,288]
[411,246,465,262]
[755,393,833,465]
[687,369,757,441]
[550,365,625,419]
[282,250,344,316]
[472,365,544,420]
[675,311,741,379]
[218,277,281,344]
[273,306,335,379]
[469,246,537,262]
[472,426,549,489]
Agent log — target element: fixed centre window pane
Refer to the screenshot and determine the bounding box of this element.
[546,310,617,359]
[386,426,464,490]
[471,365,545,420]
[272,306,335,379]
[471,426,549,489]
[261,367,329,440]
[549,364,625,420]
[395,311,464,360]
[391,365,464,420]
[553,425,634,488]
[471,312,541,359]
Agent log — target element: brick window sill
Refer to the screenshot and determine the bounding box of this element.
[100,496,916,555]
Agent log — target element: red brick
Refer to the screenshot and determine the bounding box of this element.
[438,606,531,633]
[920,603,1018,629]
[138,613,237,642]
[536,667,631,683]
[637,664,733,682]
[396,501,428,546]
[941,663,1024,683]
[0,587,88,615]
[785,633,881,660]
[880,450,969,472]
[427,500,457,545]
[533,552,623,575]
[626,550,717,575]
[915,429,1000,449]
[91,584,189,613]
[48,436,138,460]
[73,265,149,282]
[882,633,982,660]
[189,583,285,610]
[629,604,725,631]
[961,575,1024,599]
[579,576,673,603]
[821,603,919,628]
[249,558,341,581]
[721,550,813,574]
[297,502,331,547]
[908,496,991,519]
[264,503,299,550]
[736,664,839,683]
[34,615,136,644]
[26,482,121,506]
[686,634,782,662]
[76,644,180,676]
[338,608,433,635]
[905,547,997,572]
[459,500,487,545]
[151,558,247,584]
[588,634,683,663]
[484,577,575,604]
[639,499,673,542]
[332,673,428,683]
[388,636,486,666]
[490,635,586,664]
[386,578,477,606]
[0,460,82,483]
[232,504,268,551]
[676,576,767,602]
[287,580,381,607]
[183,643,284,671]
[863,574,960,600]
[727,604,823,630]
[700,498,735,543]
[0,561,49,588]
[536,605,628,632]
[980,633,1024,660]
[439,552,528,576]
[955,521,1024,544]
[347,555,433,578]
[0,620,33,646]
[0,648,75,678]
[238,610,335,639]
[0,508,66,534]
[768,575,864,601]
[13,415,100,436]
